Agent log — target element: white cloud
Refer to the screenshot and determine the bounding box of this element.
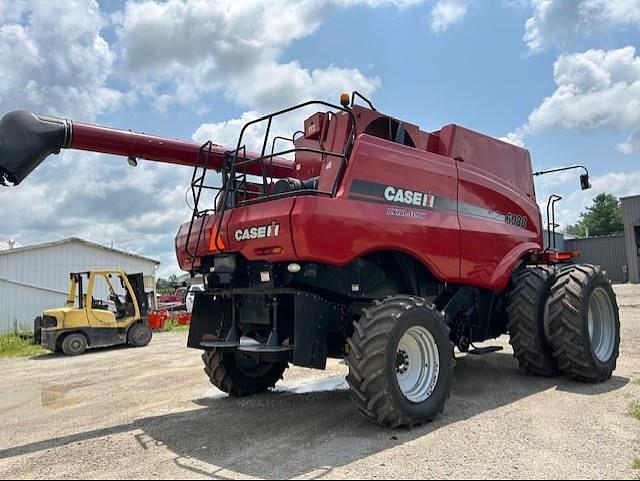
[116,0,384,153]
[430,0,469,33]
[226,62,380,113]
[193,111,263,151]
[524,0,640,52]
[0,0,28,23]
[500,130,526,147]
[0,0,121,120]
[115,0,413,113]
[505,47,640,153]
[192,60,380,153]
[618,131,640,154]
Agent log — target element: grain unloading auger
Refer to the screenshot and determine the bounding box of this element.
[0,94,621,428]
[0,110,295,186]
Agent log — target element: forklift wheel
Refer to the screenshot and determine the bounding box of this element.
[61,333,88,356]
[128,323,153,347]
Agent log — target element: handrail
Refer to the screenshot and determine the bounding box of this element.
[195,100,359,255]
[546,195,563,252]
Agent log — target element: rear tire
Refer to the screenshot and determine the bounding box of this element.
[202,351,288,397]
[507,266,560,377]
[346,296,454,428]
[128,323,153,347]
[547,264,620,383]
[61,333,88,356]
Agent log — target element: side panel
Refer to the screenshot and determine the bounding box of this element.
[187,293,230,349]
[226,198,297,262]
[457,161,542,290]
[175,198,297,270]
[438,124,536,197]
[176,213,230,271]
[41,328,127,350]
[291,135,461,282]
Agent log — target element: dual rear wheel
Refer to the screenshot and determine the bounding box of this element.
[547,265,620,382]
[508,264,620,383]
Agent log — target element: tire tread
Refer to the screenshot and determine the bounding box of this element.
[346,296,454,428]
[202,351,288,397]
[547,264,620,383]
[507,266,559,377]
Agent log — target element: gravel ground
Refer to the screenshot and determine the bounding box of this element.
[1,284,639,480]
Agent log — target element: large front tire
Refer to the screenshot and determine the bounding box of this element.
[547,265,620,383]
[346,296,454,428]
[203,351,288,397]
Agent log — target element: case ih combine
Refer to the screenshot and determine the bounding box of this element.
[0,93,620,427]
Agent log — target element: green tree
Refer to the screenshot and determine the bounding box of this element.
[565,193,624,237]
[156,274,180,290]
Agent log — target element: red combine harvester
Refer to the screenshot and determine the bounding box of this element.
[0,93,620,427]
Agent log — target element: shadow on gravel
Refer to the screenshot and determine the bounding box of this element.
[0,351,629,479]
[29,344,133,361]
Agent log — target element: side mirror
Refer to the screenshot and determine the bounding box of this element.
[580,173,591,190]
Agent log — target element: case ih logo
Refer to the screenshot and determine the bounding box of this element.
[348,179,438,211]
[384,186,435,209]
[234,221,280,242]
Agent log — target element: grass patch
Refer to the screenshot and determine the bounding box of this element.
[162,319,190,333]
[0,334,45,358]
[632,401,640,476]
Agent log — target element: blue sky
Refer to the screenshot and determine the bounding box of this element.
[1,0,639,276]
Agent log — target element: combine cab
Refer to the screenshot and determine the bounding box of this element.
[0,92,620,427]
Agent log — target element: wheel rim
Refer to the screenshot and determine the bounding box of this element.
[69,337,83,353]
[588,287,616,362]
[134,329,147,344]
[395,326,440,403]
[234,353,274,378]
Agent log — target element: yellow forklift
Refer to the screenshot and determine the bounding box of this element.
[36,271,152,356]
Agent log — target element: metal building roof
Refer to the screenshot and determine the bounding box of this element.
[0,240,22,251]
[0,237,160,265]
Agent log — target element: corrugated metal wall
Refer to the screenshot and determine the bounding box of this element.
[543,230,566,251]
[565,235,628,283]
[0,241,158,333]
[622,196,640,284]
[0,279,66,334]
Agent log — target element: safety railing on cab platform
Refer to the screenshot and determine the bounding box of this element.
[192,100,358,256]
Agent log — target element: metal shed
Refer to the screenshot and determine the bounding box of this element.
[0,238,160,334]
[565,235,628,283]
[622,195,640,284]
